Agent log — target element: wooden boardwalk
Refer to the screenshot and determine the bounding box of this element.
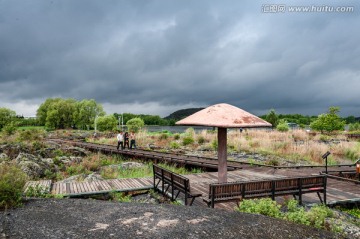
[24,167,360,210]
[25,178,153,197]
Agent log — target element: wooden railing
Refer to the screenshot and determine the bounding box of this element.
[153,164,201,206]
[204,175,327,208]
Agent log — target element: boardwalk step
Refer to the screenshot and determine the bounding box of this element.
[24,180,52,194]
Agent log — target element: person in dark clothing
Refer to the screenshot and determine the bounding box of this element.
[124,132,130,149]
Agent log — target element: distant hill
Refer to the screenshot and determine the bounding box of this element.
[164,108,204,120]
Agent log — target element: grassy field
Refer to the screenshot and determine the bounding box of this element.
[89,128,360,166]
[17,126,45,130]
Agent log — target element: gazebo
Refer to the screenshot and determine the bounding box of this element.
[176,103,272,183]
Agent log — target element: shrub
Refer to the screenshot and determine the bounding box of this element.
[276,119,289,132]
[126,118,144,133]
[307,205,333,229]
[0,163,27,209]
[235,198,282,218]
[236,199,335,230]
[211,140,218,150]
[173,133,180,140]
[197,136,206,144]
[3,122,17,135]
[284,199,310,225]
[170,141,180,149]
[182,136,194,146]
[96,115,118,131]
[265,158,279,166]
[25,185,51,198]
[159,133,168,140]
[110,191,132,202]
[349,122,360,131]
[185,127,195,136]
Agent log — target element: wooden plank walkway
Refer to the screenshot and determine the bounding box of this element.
[24,167,360,210]
[24,178,153,197]
[24,180,52,194]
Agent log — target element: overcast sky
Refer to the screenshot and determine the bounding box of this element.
[0,0,359,117]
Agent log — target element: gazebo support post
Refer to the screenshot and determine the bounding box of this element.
[218,127,227,183]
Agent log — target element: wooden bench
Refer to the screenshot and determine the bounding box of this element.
[204,175,327,208]
[153,164,202,206]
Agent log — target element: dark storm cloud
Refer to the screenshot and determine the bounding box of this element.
[0,0,359,116]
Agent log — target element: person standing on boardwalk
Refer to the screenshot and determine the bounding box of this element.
[116,131,124,150]
[124,132,130,149]
[130,131,136,149]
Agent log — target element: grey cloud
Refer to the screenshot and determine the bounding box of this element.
[0,0,359,117]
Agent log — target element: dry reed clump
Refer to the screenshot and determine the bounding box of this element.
[291,130,309,141]
[81,155,102,171]
[227,130,356,164]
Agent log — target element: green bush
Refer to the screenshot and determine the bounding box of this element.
[265,158,279,166]
[0,163,27,209]
[182,136,194,146]
[17,128,45,142]
[110,191,132,202]
[170,141,180,149]
[197,136,206,144]
[173,133,180,140]
[3,122,17,135]
[348,122,360,131]
[126,117,144,133]
[211,140,218,150]
[276,119,289,132]
[185,127,195,136]
[236,199,335,230]
[236,198,282,218]
[25,185,51,198]
[159,133,169,140]
[307,205,333,228]
[284,199,310,225]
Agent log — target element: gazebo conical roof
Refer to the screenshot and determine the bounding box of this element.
[176,103,272,128]
[176,103,271,183]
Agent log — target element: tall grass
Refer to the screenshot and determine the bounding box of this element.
[0,163,28,209]
[89,129,359,165]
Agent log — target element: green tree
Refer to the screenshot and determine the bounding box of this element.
[310,106,346,133]
[37,98,105,130]
[44,98,76,129]
[126,117,144,133]
[265,109,278,128]
[74,99,105,130]
[276,119,289,132]
[36,98,62,125]
[0,107,16,130]
[96,115,117,131]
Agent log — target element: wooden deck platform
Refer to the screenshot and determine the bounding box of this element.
[24,167,360,210]
[24,178,153,197]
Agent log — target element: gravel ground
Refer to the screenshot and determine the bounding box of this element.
[0,199,340,239]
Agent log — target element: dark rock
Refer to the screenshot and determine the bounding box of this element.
[0,199,339,239]
[65,146,88,156]
[15,153,55,179]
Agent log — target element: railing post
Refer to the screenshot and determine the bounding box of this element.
[153,165,156,190]
[323,176,327,205]
[211,186,215,208]
[171,173,174,201]
[271,181,275,200]
[241,184,245,199]
[298,178,302,205]
[184,180,189,206]
[161,168,164,194]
